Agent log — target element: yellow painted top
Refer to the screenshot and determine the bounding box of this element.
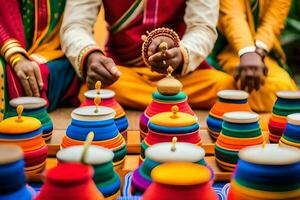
[150,106,197,127]
[0,105,41,134]
[151,162,211,185]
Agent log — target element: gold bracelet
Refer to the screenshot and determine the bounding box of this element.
[179,46,189,75]
[4,47,28,63]
[1,42,21,56]
[142,27,180,68]
[9,53,24,69]
[0,39,20,53]
[77,45,103,78]
[11,56,22,68]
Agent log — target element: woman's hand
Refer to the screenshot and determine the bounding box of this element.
[14,56,43,97]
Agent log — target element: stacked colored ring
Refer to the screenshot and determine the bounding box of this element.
[141,106,201,157]
[215,112,264,171]
[82,89,128,137]
[142,162,218,200]
[280,113,300,148]
[57,145,121,199]
[131,142,206,194]
[61,105,126,168]
[0,145,36,200]
[0,107,48,176]
[207,90,251,139]
[140,91,195,139]
[35,163,105,200]
[269,91,300,143]
[228,144,300,200]
[7,97,53,141]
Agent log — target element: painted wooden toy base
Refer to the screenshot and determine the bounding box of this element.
[37,108,271,184]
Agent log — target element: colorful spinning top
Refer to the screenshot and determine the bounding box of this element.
[228,144,300,200]
[61,96,126,168]
[132,138,206,194]
[215,111,264,171]
[269,91,300,143]
[280,113,300,148]
[7,97,53,141]
[142,162,218,200]
[35,163,104,200]
[207,90,251,139]
[81,81,128,137]
[0,105,48,176]
[140,66,195,138]
[141,105,201,157]
[0,144,36,200]
[57,132,121,199]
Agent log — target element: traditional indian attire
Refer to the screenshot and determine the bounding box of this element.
[211,0,298,112]
[60,0,236,110]
[0,0,80,120]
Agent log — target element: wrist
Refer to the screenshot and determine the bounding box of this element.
[10,53,25,69]
[178,46,189,75]
[1,39,29,65]
[255,47,267,61]
[78,45,103,79]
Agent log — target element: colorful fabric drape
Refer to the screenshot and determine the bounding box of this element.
[0,0,80,120]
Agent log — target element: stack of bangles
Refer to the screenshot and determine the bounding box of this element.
[0,39,29,68]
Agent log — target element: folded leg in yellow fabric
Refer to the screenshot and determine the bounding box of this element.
[107,66,235,110]
[218,49,298,112]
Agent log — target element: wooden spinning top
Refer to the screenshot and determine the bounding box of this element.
[81,132,95,164]
[95,81,102,95]
[94,96,101,113]
[157,66,183,95]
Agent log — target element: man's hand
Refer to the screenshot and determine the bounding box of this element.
[147,36,183,74]
[86,52,121,89]
[235,52,268,93]
[14,56,43,97]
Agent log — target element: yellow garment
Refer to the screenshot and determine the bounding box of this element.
[217,0,297,112]
[219,0,290,59]
[218,49,298,112]
[28,17,64,63]
[79,66,235,110]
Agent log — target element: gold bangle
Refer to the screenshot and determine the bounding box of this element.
[1,39,20,52]
[77,45,103,77]
[179,46,189,74]
[9,53,24,68]
[4,47,27,62]
[1,42,21,56]
[11,56,22,68]
[142,27,180,68]
[1,39,20,55]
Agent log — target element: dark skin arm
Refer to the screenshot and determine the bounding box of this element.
[86,52,121,89]
[235,51,268,93]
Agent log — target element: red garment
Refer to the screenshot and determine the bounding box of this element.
[0,0,80,109]
[103,0,186,65]
[0,0,26,46]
